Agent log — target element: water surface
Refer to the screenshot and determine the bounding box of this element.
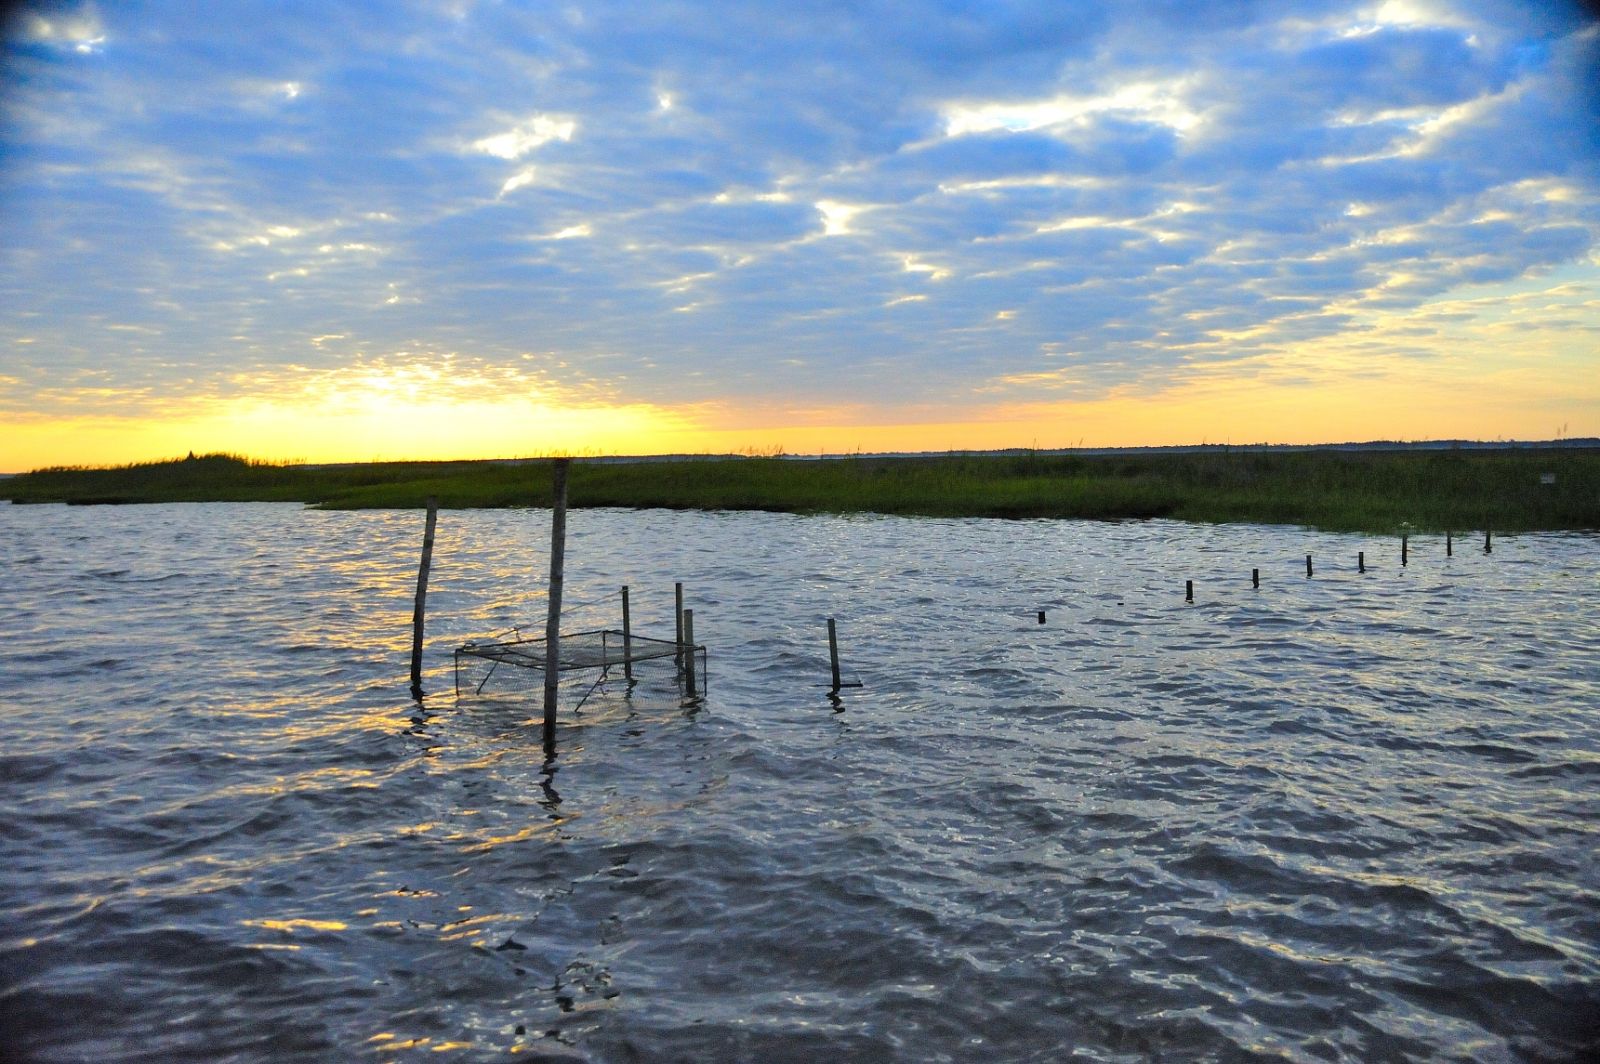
[2,502,1596,1061]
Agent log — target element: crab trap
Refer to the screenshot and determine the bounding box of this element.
[453,627,707,709]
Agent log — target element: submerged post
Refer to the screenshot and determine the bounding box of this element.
[1306,554,1313,577]
[1185,579,1194,603]
[1484,529,1492,553]
[1252,568,1259,589]
[683,608,698,699]
[1447,531,1453,557]
[1037,610,1046,625]
[1402,534,1409,567]
[543,459,571,741]
[1358,551,1365,574]
[828,618,842,691]
[409,496,439,697]
[621,585,633,683]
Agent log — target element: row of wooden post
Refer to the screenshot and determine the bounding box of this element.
[1179,530,1492,603]
[413,485,1487,711]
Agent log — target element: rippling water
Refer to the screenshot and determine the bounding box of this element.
[2,502,1597,1062]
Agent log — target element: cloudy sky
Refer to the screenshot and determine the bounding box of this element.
[2,0,1597,467]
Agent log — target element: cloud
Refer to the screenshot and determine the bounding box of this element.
[1,0,1597,448]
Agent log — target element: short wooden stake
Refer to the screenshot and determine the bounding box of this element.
[1401,535,1408,567]
[409,496,439,696]
[1484,529,1492,553]
[1306,554,1313,577]
[674,581,684,672]
[1358,551,1365,573]
[1185,579,1193,603]
[827,618,842,691]
[683,608,698,698]
[1036,610,1046,624]
[1447,531,1453,557]
[542,459,570,742]
[620,585,633,683]
[1251,568,1259,589]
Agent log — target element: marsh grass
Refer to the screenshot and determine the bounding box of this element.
[5,448,1597,533]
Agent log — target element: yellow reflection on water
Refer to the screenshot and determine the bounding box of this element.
[241,917,348,932]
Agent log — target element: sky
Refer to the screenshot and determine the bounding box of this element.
[2,0,1598,469]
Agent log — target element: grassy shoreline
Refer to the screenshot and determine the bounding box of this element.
[3,449,1597,533]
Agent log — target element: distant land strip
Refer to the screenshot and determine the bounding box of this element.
[3,444,1597,534]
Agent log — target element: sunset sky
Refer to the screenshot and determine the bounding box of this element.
[3,0,1598,470]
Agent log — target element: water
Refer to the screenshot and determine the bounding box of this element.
[1,502,1596,1062]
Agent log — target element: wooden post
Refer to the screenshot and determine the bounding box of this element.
[1036,610,1046,625]
[827,618,842,691]
[1306,554,1313,577]
[409,496,439,697]
[1447,531,1453,557]
[1358,551,1365,573]
[1185,579,1193,603]
[683,608,698,699]
[1401,534,1408,567]
[542,459,570,742]
[620,585,633,683]
[674,581,684,673]
[1252,568,1259,589]
[1484,529,1492,553]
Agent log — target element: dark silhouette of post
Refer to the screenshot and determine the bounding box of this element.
[1252,568,1259,589]
[828,618,842,690]
[1185,579,1193,603]
[542,459,570,742]
[1358,551,1365,573]
[409,496,438,697]
[674,581,684,673]
[1306,554,1313,577]
[683,608,698,699]
[621,585,633,683]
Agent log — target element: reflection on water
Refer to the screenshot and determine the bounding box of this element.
[1,502,1597,1061]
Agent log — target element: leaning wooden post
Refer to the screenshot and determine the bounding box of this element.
[827,618,842,691]
[682,608,698,699]
[409,496,439,697]
[620,585,633,683]
[542,459,571,742]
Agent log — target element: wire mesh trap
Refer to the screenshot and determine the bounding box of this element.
[453,628,707,709]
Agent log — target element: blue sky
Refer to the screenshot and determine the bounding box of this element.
[2,1,1597,464]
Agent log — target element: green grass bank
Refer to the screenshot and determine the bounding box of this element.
[4,448,1597,533]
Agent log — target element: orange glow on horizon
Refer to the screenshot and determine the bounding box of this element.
[4,323,1595,472]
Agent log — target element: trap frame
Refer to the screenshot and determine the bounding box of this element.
[453,628,707,705]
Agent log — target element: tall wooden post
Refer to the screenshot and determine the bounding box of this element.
[683,608,698,699]
[542,459,570,742]
[827,618,842,691]
[674,581,684,672]
[409,496,438,697]
[621,585,633,683]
